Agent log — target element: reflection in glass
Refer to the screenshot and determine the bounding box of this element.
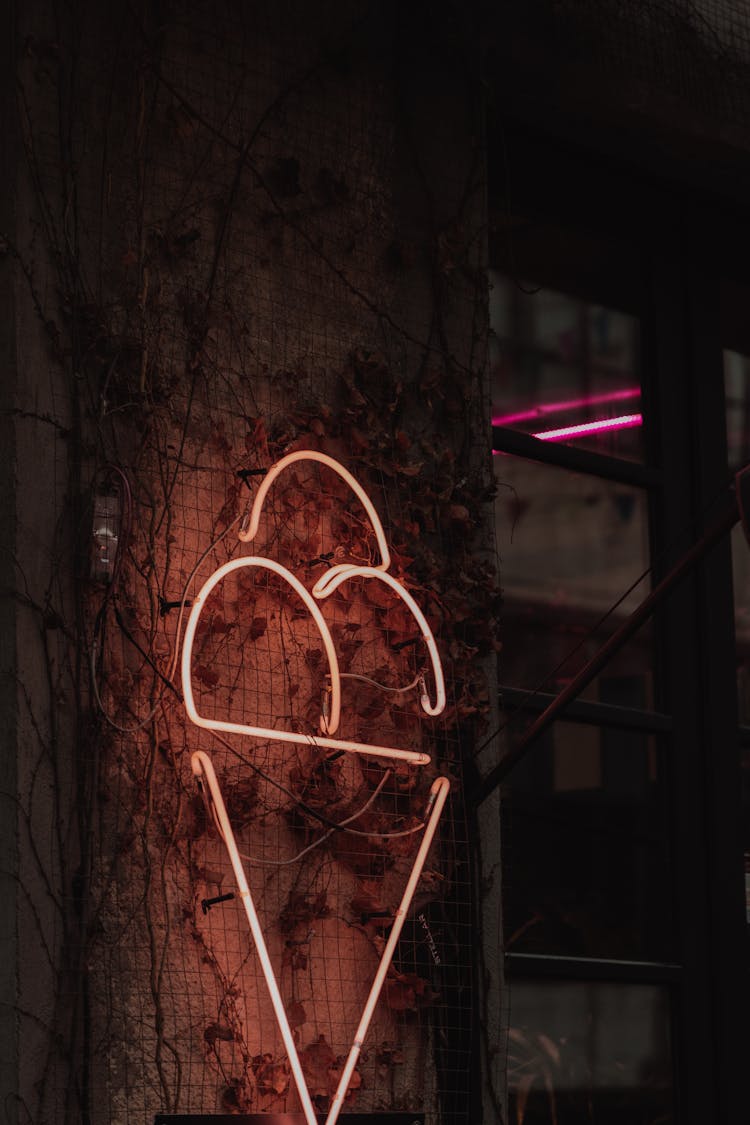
[508,980,673,1124]
[502,722,671,960]
[731,521,750,725]
[724,348,750,472]
[725,357,750,927]
[494,457,653,703]
[728,351,750,723]
[491,273,643,460]
[743,747,750,928]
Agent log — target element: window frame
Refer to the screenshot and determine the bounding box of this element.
[484,126,749,1125]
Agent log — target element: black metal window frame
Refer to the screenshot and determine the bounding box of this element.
[484,122,749,1125]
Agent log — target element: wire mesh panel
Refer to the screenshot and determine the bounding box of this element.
[88,434,475,1122]
[9,2,492,1123]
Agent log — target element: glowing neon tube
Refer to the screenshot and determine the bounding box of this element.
[186,453,450,1119]
[191,751,320,1125]
[313,566,445,716]
[237,451,444,718]
[239,450,391,575]
[492,386,640,427]
[182,555,431,765]
[193,750,449,1125]
[532,412,642,442]
[182,555,341,734]
[323,776,450,1125]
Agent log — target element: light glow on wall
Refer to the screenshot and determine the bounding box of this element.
[191,751,321,1125]
[192,751,449,1125]
[324,775,450,1125]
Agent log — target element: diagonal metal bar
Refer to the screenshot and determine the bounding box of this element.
[474,494,740,807]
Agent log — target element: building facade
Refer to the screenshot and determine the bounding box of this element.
[1,3,748,1124]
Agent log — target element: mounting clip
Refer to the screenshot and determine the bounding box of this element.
[159,596,192,617]
[236,467,268,489]
[200,892,235,915]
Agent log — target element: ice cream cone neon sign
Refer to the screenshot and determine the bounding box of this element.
[184,452,450,1125]
[181,450,446,762]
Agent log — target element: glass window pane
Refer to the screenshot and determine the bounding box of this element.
[743,747,750,930]
[732,521,750,725]
[724,349,750,939]
[508,980,674,1124]
[728,346,750,721]
[494,456,653,705]
[502,722,672,960]
[491,272,643,461]
[724,348,750,471]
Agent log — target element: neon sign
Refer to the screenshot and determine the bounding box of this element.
[532,411,642,441]
[182,450,445,764]
[493,386,643,447]
[184,452,450,1125]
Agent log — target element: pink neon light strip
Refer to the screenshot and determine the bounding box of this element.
[492,386,640,427]
[532,412,643,442]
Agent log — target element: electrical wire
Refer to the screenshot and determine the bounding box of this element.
[90,477,242,731]
[162,513,243,684]
[338,671,423,694]
[235,768,392,865]
[87,465,167,735]
[207,727,430,839]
